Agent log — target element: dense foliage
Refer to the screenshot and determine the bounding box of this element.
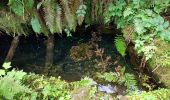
[105,0,170,61]
[0,0,170,99]
[0,0,170,61]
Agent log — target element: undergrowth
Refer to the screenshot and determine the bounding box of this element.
[0,62,170,99]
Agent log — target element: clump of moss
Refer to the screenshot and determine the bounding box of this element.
[150,39,170,68]
[148,39,170,88]
[127,88,170,100]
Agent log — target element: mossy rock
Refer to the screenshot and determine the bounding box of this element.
[149,39,170,88]
[126,88,170,100]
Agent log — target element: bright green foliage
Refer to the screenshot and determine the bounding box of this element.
[97,67,138,93]
[71,77,97,89]
[0,62,98,100]
[8,0,24,16]
[97,72,119,82]
[0,70,5,76]
[0,76,30,100]
[127,88,170,100]
[104,0,170,61]
[120,73,138,92]
[8,0,34,16]
[41,80,71,100]
[0,68,97,100]
[2,62,12,70]
[0,62,30,99]
[114,36,127,57]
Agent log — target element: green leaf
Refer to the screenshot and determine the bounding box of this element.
[123,8,133,17]
[104,72,115,82]
[2,62,12,70]
[115,36,126,57]
[31,17,41,33]
[7,70,27,80]
[8,0,13,5]
[0,69,5,76]
[10,0,24,16]
[25,0,34,9]
[163,21,169,28]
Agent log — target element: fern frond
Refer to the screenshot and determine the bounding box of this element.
[69,0,81,17]
[114,36,127,57]
[43,0,56,33]
[0,11,26,36]
[60,0,76,31]
[55,4,62,33]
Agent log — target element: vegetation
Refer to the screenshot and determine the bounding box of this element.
[1,62,170,100]
[0,0,170,99]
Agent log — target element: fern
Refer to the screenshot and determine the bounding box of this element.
[114,36,127,57]
[55,4,62,33]
[0,11,26,35]
[122,73,138,92]
[61,0,76,31]
[43,0,62,33]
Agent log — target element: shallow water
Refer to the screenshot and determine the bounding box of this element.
[0,33,123,81]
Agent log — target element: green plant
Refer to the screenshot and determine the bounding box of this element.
[104,0,170,62]
[76,4,87,25]
[97,66,138,93]
[0,62,31,100]
[97,72,120,82]
[114,36,127,57]
[127,88,170,100]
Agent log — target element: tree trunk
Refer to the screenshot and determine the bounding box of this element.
[5,36,19,62]
[45,34,54,73]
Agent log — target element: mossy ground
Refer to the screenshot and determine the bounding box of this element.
[148,39,170,88]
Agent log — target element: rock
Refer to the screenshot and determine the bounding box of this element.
[71,87,89,100]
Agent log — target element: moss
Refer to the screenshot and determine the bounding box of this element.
[148,39,170,88]
[126,88,170,100]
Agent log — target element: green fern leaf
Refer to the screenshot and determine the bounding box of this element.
[55,4,62,33]
[43,0,62,33]
[61,0,76,31]
[114,36,127,57]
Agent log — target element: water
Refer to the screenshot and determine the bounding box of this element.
[0,32,123,81]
